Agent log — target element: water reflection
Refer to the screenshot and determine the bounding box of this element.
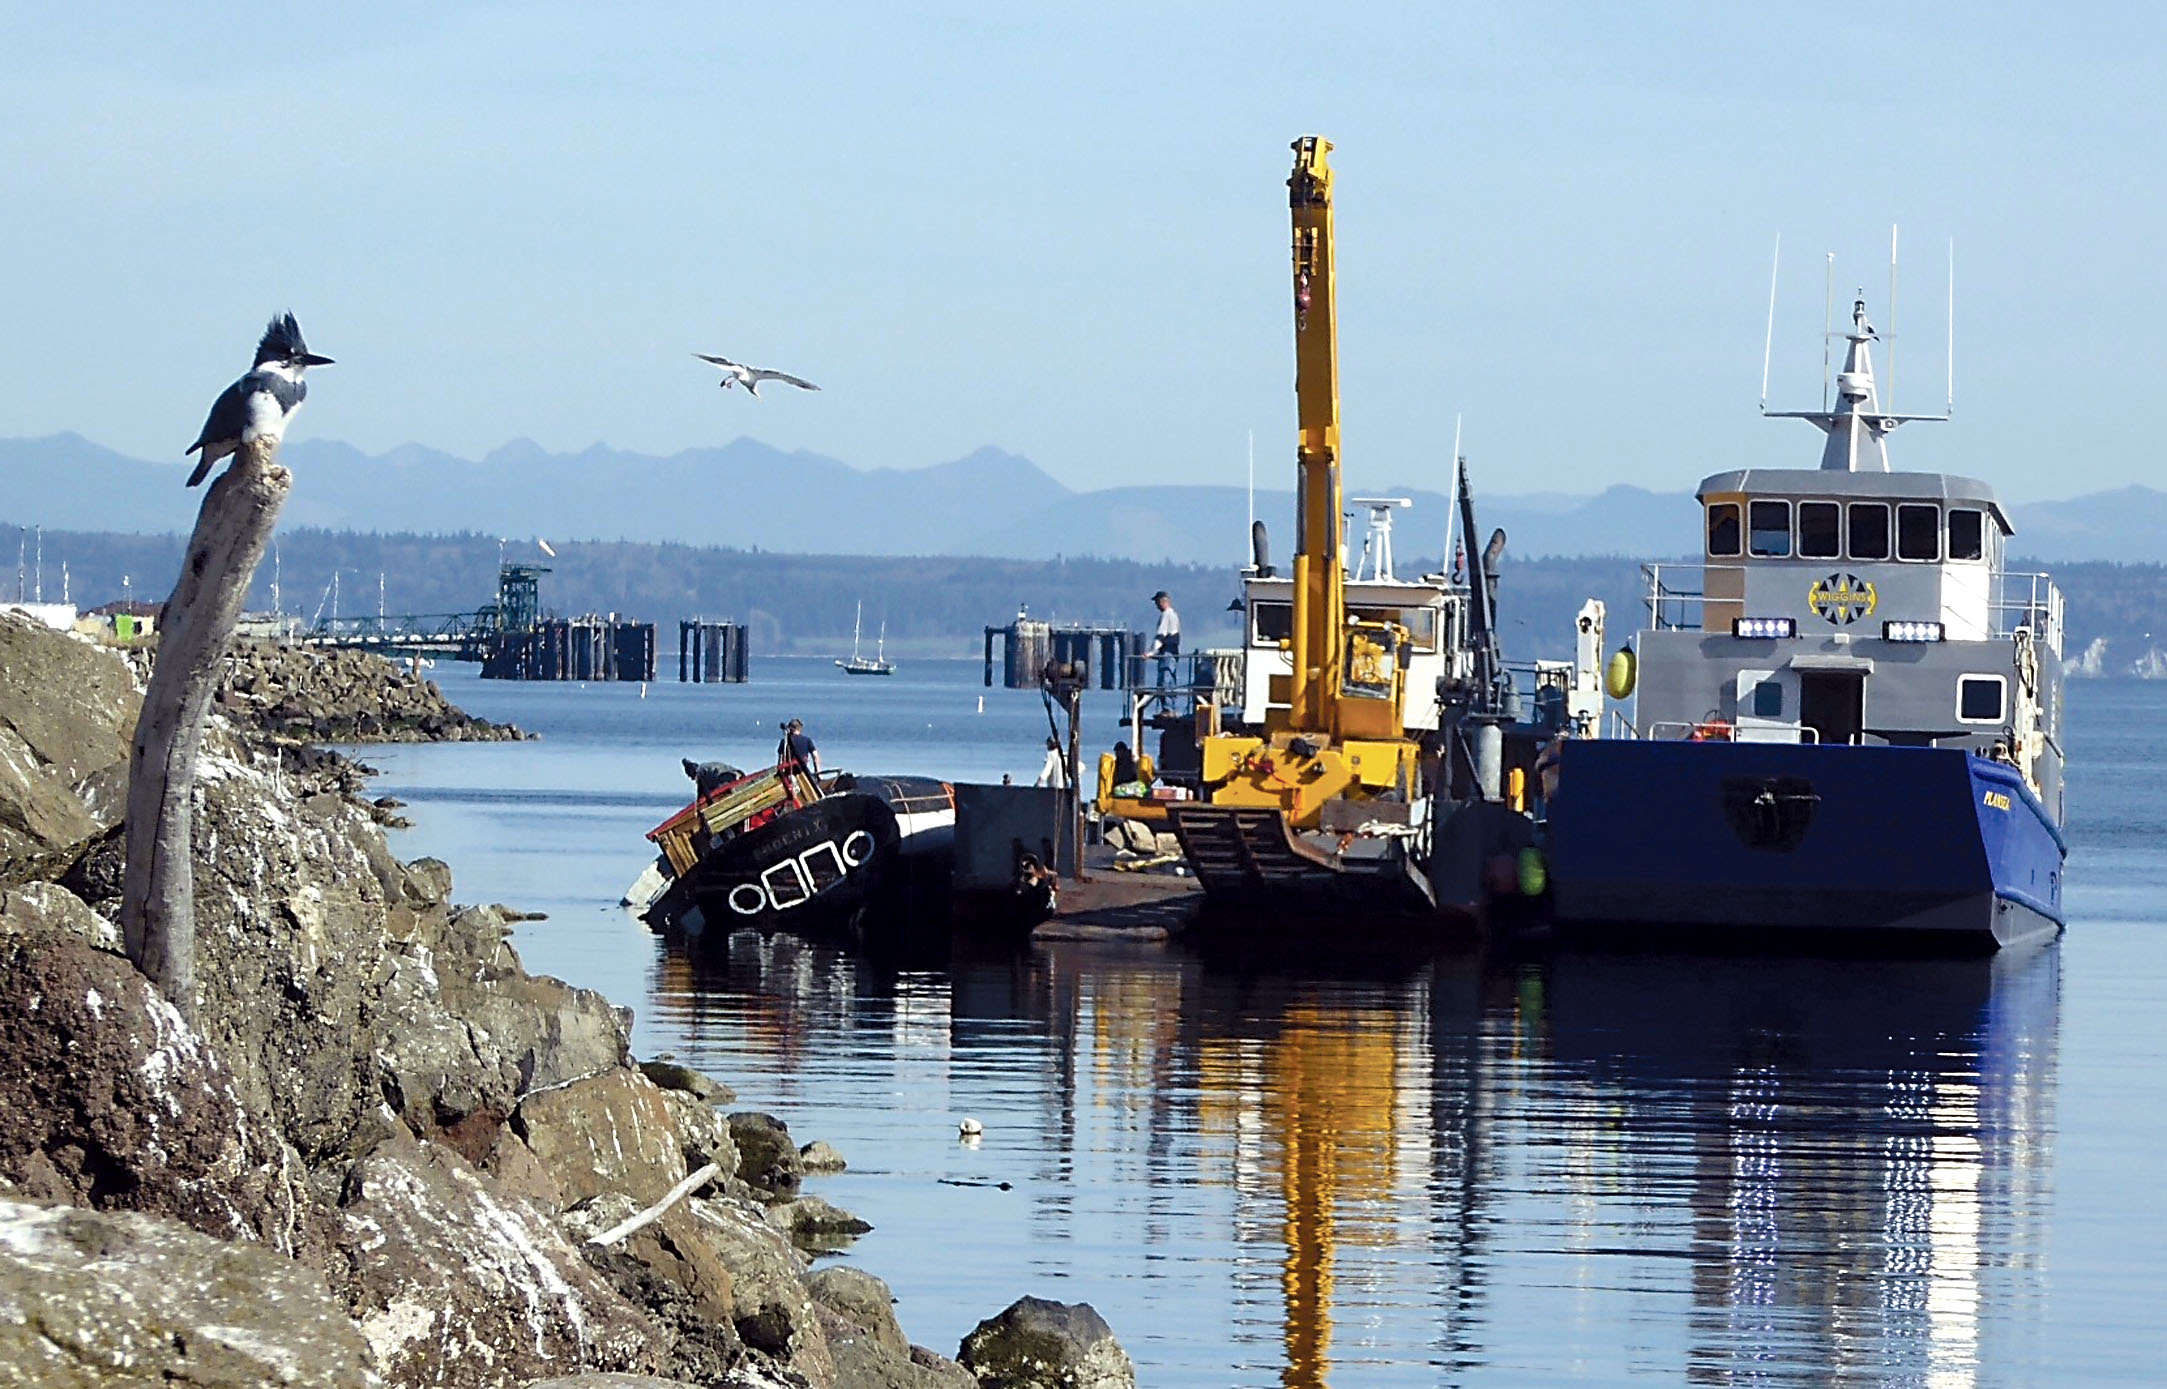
[646,935,2057,1388]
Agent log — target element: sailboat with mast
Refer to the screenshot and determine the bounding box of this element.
[837,601,895,676]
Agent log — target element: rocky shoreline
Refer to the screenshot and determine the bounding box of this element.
[216,638,530,744]
[0,611,1133,1388]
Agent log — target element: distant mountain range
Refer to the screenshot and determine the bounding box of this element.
[2,432,2159,564]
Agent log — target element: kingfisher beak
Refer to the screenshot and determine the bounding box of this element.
[301,353,335,366]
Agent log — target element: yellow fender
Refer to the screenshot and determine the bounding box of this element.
[1604,646,1637,700]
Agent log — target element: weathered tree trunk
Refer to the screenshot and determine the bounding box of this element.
[122,439,291,1020]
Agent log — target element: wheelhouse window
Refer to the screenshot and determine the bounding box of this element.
[1948,508,1986,561]
[1751,680,1784,718]
[1958,674,2006,723]
[1848,502,1891,560]
[1707,502,1741,557]
[1250,601,1292,645]
[1798,501,1841,559]
[1350,605,1439,652]
[1748,500,1792,557]
[1897,503,1941,561]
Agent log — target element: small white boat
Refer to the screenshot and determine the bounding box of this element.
[837,602,895,676]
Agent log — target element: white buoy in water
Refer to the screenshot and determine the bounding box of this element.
[977,695,985,714]
[959,1116,984,1139]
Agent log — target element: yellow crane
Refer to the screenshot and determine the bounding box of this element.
[1195,137,1420,828]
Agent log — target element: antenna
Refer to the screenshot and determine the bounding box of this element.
[1441,414,1464,579]
[33,526,41,604]
[1887,223,1900,410]
[271,541,281,616]
[1946,238,1956,415]
[1760,234,1781,409]
[1245,428,1255,564]
[1821,252,1835,411]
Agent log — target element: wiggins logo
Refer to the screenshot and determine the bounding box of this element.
[1807,573,1878,625]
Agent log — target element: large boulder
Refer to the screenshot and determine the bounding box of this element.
[957,1297,1137,1389]
[0,918,325,1261]
[687,1196,834,1383]
[512,1068,689,1211]
[335,1134,667,1387]
[727,1112,803,1200]
[0,613,135,882]
[0,1199,374,1388]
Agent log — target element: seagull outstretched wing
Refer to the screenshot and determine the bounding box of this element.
[745,366,820,392]
[693,353,821,395]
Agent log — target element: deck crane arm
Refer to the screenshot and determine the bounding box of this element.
[1186,137,1417,828]
[1287,135,1345,734]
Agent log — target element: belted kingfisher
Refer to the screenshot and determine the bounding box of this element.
[692,353,821,397]
[185,312,334,486]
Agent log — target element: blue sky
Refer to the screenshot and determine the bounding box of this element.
[0,3,2156,503]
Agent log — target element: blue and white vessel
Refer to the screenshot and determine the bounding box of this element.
[1545,298,2066,949]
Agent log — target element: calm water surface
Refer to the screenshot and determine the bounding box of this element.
[367,659,2167,1386]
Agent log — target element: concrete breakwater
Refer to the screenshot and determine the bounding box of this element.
[0,611,1133,1389]
[216,638,530,743]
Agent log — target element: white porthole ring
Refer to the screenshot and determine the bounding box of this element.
[841,830,876,867]
[728,883,767,915]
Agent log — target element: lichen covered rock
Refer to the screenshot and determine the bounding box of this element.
[957,1297,1137,1389]
[0,1198,373,1388]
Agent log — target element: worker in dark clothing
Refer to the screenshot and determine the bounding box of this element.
[778,718,821,775]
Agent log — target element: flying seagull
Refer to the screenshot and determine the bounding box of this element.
[693,353,821,397]
[186,312,334,486]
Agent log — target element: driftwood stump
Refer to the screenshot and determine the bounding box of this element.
[122,438,292,1019]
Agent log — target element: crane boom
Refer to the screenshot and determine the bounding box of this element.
[1287,135,1344,734]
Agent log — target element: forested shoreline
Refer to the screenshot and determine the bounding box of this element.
[14,519,2167,666]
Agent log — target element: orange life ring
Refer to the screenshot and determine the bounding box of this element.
[1690,720,1733,742]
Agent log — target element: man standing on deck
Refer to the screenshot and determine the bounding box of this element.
[778,718,820,776]
[1150,590,1182,710]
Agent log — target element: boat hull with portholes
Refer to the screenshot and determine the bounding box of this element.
[1544,738,2063,950]
[644,774,954,942]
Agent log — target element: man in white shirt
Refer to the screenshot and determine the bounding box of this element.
[1151,590,1181,708]
[1034,737,1067,788]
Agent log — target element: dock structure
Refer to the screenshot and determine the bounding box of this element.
[982,614,1138,690]
[295,562,659,682]
[483,616,656,681]
[679,620,750,683]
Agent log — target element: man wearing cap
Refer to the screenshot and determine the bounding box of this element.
[1150,590,1181,705]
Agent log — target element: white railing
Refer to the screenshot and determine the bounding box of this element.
[1993,572,2065,655]
[1642,720,1821,743]
[1641,563,1747,631]
[1645,562,2063,654]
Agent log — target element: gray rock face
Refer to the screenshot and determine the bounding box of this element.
[0,1198,373,1388]
[639,1058,735,1105]
[517,1369,702,1378]
[0,613,136,883]
[727,1112,804,1200]
[0,925,325,1260]
[688,1196,833,1382]
[807,1265,908,1357]
[768,1194,873,1252]
[336,1135,667,1387]
[957,1297,1138,1389]
[798,1139,848,1173]
[514,1069,688,1210]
